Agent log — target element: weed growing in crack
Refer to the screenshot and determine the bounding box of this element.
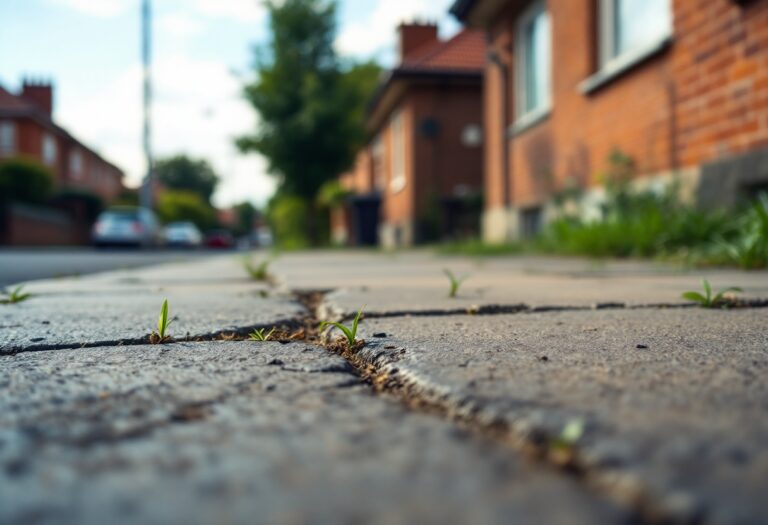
[319,307,364,347]
[443,269,469,298]
[549,418,585,466]
[150,299,173,344]
[249,327,275,341]
[682,279,742,308]
[0,286,31,305]
[243,255,273,281]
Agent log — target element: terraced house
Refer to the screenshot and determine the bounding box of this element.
[450,0,768,241]
[0,80,124,203]
[332,24,486,248]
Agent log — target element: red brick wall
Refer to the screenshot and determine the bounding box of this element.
[3,203,77,246]
[482,0,768,210]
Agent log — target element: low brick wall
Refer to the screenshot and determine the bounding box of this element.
[1,203,78,246]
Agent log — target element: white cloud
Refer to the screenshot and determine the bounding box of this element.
[47,0,131,18]
[158,12,203,39]
[335,0,457,61]
[193,0,266,23]
[57,54,275,208]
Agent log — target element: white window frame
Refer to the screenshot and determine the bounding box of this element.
[599,0,672,75]
[0,121,16,155]
[513,0,552,134]
[389,110,406,194]
[42,133,57,166]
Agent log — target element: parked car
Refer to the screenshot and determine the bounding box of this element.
[205,229,235,249]
[92,207,162,248]
[163,221,202,248]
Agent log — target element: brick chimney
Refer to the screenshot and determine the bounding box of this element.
[21,78,53,116]
[398,22,439,63]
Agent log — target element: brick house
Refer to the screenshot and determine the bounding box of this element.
[0,80,124,203]
[332,24,486,248]
[450,0,768,241]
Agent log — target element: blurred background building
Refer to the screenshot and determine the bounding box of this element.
[0,79,125,245]
[452,0,768,242]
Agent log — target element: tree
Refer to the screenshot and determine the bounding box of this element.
[237,0,380,243]
[156,190,217,230]
[232,201,258,236]
[155,155,219,204]
[0,158,54,204]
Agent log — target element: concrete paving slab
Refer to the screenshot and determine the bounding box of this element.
[0,292,303,353]
[267,252,768,318]
[356,308,768,525]
[0,342,626,525]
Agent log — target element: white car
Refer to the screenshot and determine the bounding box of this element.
[92,207,162,248]
[163,222,203,248]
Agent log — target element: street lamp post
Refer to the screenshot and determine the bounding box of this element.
[139,0,153,209]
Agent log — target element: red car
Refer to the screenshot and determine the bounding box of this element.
[204,230,235,249]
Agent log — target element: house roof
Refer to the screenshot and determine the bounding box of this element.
[400,29,486,73]
[0,84,123,174]
[367,29,486,131]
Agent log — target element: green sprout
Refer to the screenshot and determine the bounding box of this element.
[550,418,585,452]
[443,269,469,298]
[243,255,272,281]
[682,279,742,308]
[0,285,31,305]
[249,327,275,342]
[151,299,173,343]
[319,307,364,346]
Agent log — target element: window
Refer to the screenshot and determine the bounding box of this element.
[43,134,57,165]
[0,121,16,155]
[390,110,406,193]
[600,0,671,70]
[514,0,551,130]
[69,149,83,179]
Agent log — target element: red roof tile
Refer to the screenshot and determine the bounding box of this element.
[400,29,486,73]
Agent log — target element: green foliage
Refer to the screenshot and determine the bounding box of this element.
[720,194,768,269]
[237,0,381,244]
[316,179,351,208]
[51,188,104,222]
[0,158,54,204]
[243,255,272,281]
[113,189,140,207]
[443,269,469,298]
[682,279,742,308]
[437,240,525,257]
[155,155,219,203]
[156,190,217,230]
[550,419,585,451]
[268,194,310,249]
[232,202,258,237]
[249,327,276,341]
[319,307,363,346]
[0,286,31,305]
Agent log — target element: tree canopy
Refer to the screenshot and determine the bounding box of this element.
[155,155,219,204]
[237,0,381,200]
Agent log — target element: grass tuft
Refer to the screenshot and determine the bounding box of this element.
[249,327,275,342]
[150,299,173,344]
[682,279,742,308]
[319,307,364,346]
[0,285,32,305]
[443,269,469,298]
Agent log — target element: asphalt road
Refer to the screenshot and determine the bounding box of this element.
[0,248,238,288]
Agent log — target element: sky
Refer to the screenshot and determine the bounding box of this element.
[0,0,459,208]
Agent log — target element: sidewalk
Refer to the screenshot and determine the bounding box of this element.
[2,251,767,524]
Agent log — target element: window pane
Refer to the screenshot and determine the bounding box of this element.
[615,0,670,56]
[0,122,15,153]
[524,9,551,113]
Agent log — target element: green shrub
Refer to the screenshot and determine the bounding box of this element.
[156,190,217,230]
[0,158,54,204]
[269,194,309,249]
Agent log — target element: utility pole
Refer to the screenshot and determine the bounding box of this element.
[139,0,153,209]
